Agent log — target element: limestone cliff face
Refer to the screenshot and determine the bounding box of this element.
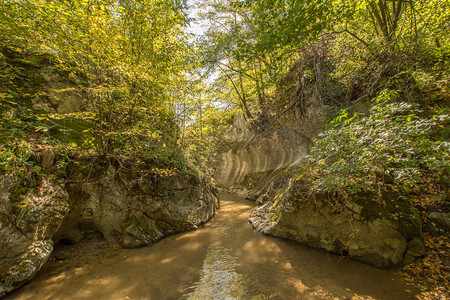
[214,114,312,194]
[54,166,219,248]
[0,168,218,297]
[214,59,326,195]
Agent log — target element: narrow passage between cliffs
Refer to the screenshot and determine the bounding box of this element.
[7,192,418,300]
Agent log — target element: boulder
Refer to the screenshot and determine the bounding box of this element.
[0,165,219,298]
[249,180,425,268]
[0,176,69,296]
[428,212,450,233]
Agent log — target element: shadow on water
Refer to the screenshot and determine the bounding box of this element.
[7,192,419,300]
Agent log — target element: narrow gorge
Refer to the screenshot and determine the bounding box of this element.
[1,0,449,299]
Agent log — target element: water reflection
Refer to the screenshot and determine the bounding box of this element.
[7,192,418,300]
[185,246,247,299]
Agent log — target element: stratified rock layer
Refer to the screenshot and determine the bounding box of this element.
[214,114,312,197]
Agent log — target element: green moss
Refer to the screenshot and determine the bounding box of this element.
[9,260,31,274]
[49,118,93,148]
[269,199,285,221]
[355,196,389,222]
[381,195,421,237]
[352,192,422,239]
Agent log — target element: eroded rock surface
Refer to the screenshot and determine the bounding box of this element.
[0,165,218,298]
[34,66,85,114]
[214,114,312,197]
[428,212,450,233]
[249,181,425,268]
[54,166,219,248]
[0,176,69,297]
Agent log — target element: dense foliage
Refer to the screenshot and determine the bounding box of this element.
[310,94,449,196]
[198,0,449,117]
[0,0,203,180]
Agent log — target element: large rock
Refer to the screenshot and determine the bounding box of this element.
[54,166,219,248]
[0,165,218,298]
[249,180,425,268]
[428,212,450,233]
[0,176,69,297]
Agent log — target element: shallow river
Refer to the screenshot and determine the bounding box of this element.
[8,192,418,300]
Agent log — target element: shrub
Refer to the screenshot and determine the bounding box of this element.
[307,90,449,197]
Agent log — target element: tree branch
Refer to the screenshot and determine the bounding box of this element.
[332,28,370,48]
[207,60,257,81]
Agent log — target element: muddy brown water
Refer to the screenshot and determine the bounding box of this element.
[7,192,419,300]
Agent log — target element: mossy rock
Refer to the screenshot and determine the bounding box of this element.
[48,117,93,147]
[385,197,422,239]
[250,179,425,267]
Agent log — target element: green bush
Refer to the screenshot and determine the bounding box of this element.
[307,90,449,196]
